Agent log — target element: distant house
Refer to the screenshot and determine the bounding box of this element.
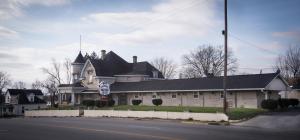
[3,89,47,115]
[288,80,300,100]
[58,50,289,108]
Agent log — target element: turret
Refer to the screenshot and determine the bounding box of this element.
[72,51,85,83]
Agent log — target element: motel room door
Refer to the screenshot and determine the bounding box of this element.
[118,94,127,105]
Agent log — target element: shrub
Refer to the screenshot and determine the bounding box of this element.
[108,100,115,106]
[95,100,106,107]
[82,100,95,107]
[152,99,163,106]
[289,98,299,107]
[261,99,278,110]
[278,98,290,108]
[132,99,142,105]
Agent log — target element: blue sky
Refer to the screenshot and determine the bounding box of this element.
[0,0,299,85]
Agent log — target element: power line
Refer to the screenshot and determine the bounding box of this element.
[228,34,279,55]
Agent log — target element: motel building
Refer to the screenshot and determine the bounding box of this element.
[58,50,289,108]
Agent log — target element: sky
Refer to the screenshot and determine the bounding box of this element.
[0,0,300,86]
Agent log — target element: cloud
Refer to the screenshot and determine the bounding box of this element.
[272,31,300,40]
[83,0,219,46]
[0,26,18,38]
[0,52,18,59]
[0,0,70,20]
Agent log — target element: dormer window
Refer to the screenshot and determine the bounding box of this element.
[88,70,93,84]
[5,94,10,103]
[152,70,158,78]
[28,94,35,102]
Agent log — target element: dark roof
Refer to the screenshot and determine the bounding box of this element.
[58,82,84,87]
[85,51,163,78]
[73,51,85,63]
[7,89,43,95]
[124,62,164,78]
[110,72,280,92]
[6,89,46,104]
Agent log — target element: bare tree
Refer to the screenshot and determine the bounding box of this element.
[42,59,63,85]
[64,58,72,84]
[31,80,44,90]
[182,45,238,78]
[275,46,300,83]
[151,57,177,79]
[0,71,11,94]
[90,51,99,59]
[12,81,26,89]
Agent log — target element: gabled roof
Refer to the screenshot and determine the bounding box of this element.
[110,72,282,92]
[6,89,46,104]
[83,51,162,78]
[7,89,43,96]
[73,51,85,63]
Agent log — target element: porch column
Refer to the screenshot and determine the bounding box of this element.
[71,93,75,105]
[264,92,268,100]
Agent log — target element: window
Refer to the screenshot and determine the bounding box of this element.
[152,95,157,99]
[88,75,93,84]
[171,94,177,99]
[62,94,67,101]
[220,93,224,99]
[152,93,157,99]
[152,71,158,78]
[5,95,10,103]
[134,95,139,99]
[193,92,199,99]
[74,74,78,80]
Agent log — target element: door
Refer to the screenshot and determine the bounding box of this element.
[118,94,127,105]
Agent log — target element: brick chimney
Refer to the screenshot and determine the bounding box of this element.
[133,56,137,63]
[101,50,106,60]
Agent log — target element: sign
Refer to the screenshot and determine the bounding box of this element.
[98,81,110,96]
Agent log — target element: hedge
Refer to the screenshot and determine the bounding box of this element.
[289,98,299,107]
[152,99,163,106]
[261,99,278,110]
[132,99,142,105]
[82,100,95,107]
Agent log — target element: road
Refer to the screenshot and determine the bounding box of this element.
[236,108,300,130]
[0,117,299,140]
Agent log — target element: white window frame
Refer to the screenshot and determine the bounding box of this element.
[5,95,10,103]
[171,94,177,99]
[193,92,199,99]
[220,92,224,99]
[134,94,139,99]
[152,92,157,99]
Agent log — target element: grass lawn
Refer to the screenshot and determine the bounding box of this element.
[98,105,266,120]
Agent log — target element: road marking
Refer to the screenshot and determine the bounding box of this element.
[24,123,182,140]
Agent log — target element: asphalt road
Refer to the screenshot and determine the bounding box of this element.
[0,117,299,140]
[236,108,300,130]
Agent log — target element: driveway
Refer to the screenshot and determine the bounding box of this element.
[235,108,300,131]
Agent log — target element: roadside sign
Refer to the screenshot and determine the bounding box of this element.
[98,81,110,96]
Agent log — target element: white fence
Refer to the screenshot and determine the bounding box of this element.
[25,110,80,117]
[84,110,228,121]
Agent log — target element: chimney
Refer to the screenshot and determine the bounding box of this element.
[101,50,106,60]
[133,56,137,63]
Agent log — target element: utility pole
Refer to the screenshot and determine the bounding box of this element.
[223,0,228,114]
[80,35,82,52]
